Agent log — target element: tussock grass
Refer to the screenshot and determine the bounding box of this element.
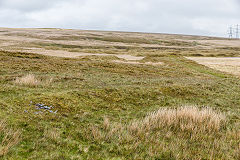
[129,106,226,134]
[87,106,232,159]
[90,106,226,141]
[14,74,53,87]
[0,120,21,157]
[15,74,40,87]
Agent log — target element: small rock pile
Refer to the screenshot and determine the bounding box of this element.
[35,103,58,114]
[26,101,58,114]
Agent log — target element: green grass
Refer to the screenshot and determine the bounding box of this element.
[1,43,240,159]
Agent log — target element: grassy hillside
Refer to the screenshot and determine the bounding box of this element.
[0,29,240,159]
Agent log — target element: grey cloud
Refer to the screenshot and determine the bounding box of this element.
[0,0,239,37]
[0,0,66,12]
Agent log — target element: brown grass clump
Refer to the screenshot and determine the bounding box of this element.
[103,117,110,130]
[88,106,226,144]
[0,120,21,157]
[90,125,103,141]
[14,74,53,87]
[128,106,226,135]
[86,106,229,159]
[44,128,60,141]
[15,74,40,87]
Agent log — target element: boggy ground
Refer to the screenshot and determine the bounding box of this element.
[0,28,240,159]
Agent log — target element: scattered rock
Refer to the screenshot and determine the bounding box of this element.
[27,102,58,114]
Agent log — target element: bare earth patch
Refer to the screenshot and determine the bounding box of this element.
[187,57,240,76]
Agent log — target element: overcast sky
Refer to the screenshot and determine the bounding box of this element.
[0,0,239,37]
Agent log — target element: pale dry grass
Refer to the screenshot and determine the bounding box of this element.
[15,74,40,86]
[89,106,226,142]
[15,48,147,60]
[103,117,110,130]
[128,106,225,135]
[44,128,60,141]
[14,74,53,87]
[187,57,240,76]
[0,120,21,157]
[86,106,231,159]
